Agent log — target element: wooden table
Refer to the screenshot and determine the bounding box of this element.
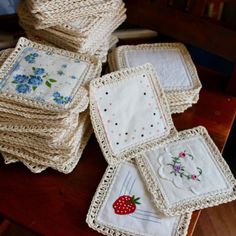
[0,87,235,236]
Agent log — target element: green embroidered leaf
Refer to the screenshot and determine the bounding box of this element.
[12,81,17,84]
[49,79,57,83]
[32,67,35,70]
[197,167,202,175]
[188,154,194,160]
[32,86,37,91]
[45,81,51,88]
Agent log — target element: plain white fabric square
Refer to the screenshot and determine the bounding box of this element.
[97,162,181,236]
[124,48,193,91]
[144,135,231,205]
[93,73,169,155]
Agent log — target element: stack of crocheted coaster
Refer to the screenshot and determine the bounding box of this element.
[17,0,126,62]
[0,37,102,173]
[86,65,236,236]
[108,43,202,113]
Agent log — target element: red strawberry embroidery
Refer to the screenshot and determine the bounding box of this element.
[112,195,141,215]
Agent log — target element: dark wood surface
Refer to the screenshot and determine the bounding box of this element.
[0,87,235,236]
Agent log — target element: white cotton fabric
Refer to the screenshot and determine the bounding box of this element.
[1,47,88,105]
[124,48,193,91]
[97,162,181,236]
[94,73,168,155]
[144,135,232,205]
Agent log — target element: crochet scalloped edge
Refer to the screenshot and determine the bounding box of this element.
[89,63,178,165]
[86,162,192,236]
[135,125,236,216]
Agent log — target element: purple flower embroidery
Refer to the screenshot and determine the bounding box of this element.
[167,151,202,181]
[174,165,181,173]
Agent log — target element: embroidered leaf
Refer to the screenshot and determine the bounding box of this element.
[49,79,57,83]
[32,86,37,91]
[12,81,17,84]
[32,67,35,70]
[45,81,51,88]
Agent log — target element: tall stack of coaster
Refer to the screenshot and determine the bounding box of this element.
[18,0,126,62]
[0,37,101,173]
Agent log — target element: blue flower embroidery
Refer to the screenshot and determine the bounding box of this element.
[16,84,30,94]
[13,75,28,84]
[24,53,39,64]
[70,76,77,79]
[28,76,43,86]
[53,92,71,105]
[33,67,45,75]
[74,59,80,63]
[62,64,67,68]
[53,92,61,98]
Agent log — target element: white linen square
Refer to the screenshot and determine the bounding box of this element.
[93,73,168,155]
[0,47,88,106]
[124,48,193,90]
[97,162,183,236]
[144,135,232,205]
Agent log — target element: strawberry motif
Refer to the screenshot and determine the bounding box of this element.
[112,195,141,215]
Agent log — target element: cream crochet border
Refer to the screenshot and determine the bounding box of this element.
[26,0,122,29]
[20,6,126,54]
[0,117,92,172]
[0,37,101,113]
[1,122,93,174]
[90,63,178,165]
[86,161,192,236]
[108,43,201,105]
[27,0,121,14]
[135,126,236,216]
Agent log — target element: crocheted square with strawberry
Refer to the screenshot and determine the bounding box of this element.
[89,162,191,236]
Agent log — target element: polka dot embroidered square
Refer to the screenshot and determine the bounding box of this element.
[90,63,177,163]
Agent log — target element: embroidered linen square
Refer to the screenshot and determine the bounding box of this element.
[136,126,236,216]
[86,162,191,236]
[108,43,202,113]
[90,64,177,164]
[0,37,101,112]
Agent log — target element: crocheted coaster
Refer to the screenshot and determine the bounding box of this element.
[0,114,92,173]
[1,122,92,174]
[0,37,101,113]
[20,4,126,54]
[25,0,122,29]
[108,43,202,112]
[90,64,177,164]
[136,126,236,216]
[86,162,191,236]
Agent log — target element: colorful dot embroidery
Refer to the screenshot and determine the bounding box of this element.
[94,73,169,154]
